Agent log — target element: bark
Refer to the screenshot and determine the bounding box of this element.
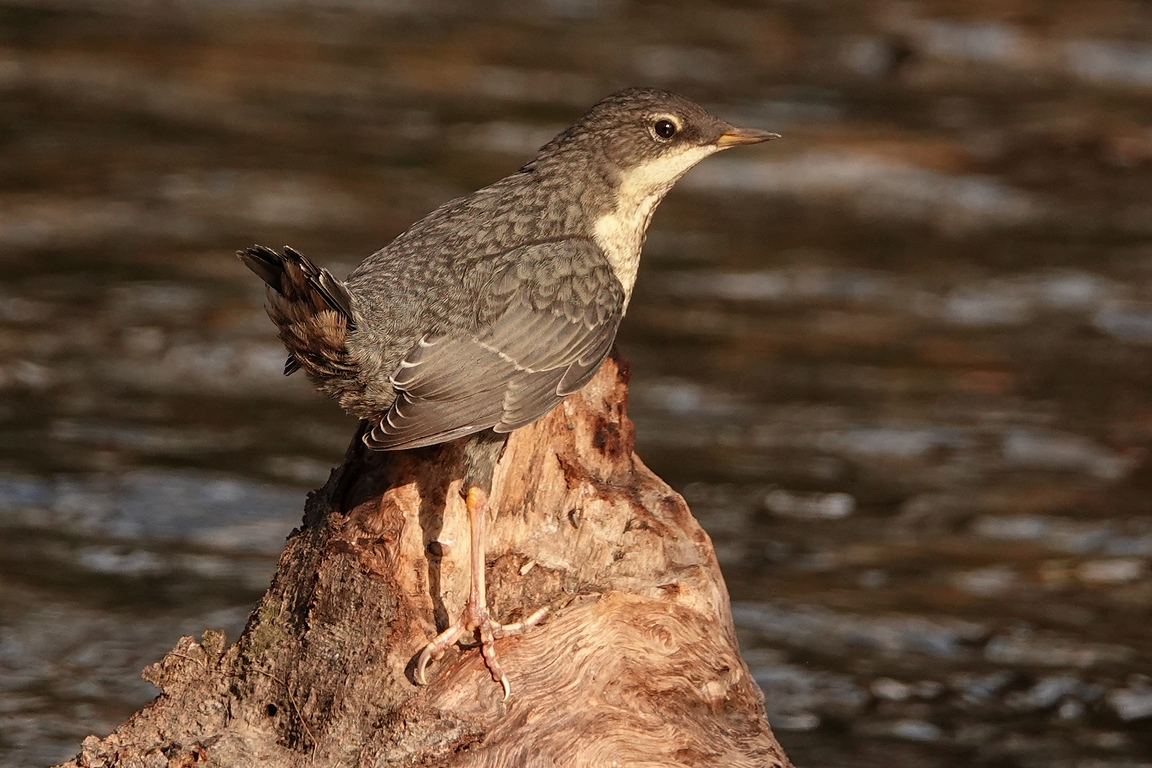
[58,355,792,768]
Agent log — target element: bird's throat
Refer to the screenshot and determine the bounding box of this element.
[591,144,718,310]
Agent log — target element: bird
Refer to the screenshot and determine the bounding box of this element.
[238,87,777,698]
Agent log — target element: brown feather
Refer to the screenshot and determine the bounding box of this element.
[238,245,359,391]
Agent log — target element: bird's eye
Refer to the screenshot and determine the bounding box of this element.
[652,119,678,140]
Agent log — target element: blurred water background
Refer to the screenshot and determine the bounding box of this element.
[3,1,1152,766]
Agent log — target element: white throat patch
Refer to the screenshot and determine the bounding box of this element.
[592,144,718,309]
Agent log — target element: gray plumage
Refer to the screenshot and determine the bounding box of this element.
[240,88,777,460]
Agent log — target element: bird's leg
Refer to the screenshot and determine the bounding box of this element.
[414,485,547,698]
[463,485,506,690]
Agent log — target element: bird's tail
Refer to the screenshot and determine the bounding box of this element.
[237,245,358,381]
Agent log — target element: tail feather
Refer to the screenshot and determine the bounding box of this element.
[237,245,357,380]
[237,245,286,292]
[238,245,355,327]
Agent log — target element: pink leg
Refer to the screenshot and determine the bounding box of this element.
[414,486,547,699]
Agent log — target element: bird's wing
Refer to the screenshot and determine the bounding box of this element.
[364,240,623,451]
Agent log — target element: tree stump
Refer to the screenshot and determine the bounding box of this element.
[58,355,793,768]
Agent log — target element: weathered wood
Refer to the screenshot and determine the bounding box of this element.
[58,355,792,768]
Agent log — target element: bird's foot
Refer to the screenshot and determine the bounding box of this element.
[414,606,548,699]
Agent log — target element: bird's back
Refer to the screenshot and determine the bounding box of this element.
[326,164,617,422]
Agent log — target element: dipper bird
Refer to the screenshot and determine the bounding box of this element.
[239,88,777,698]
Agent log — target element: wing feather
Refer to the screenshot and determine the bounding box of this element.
[365,239,623,451]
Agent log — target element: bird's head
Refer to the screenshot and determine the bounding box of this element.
[531,87,779,201]
[523,88,778,300]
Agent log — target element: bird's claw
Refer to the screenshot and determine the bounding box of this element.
[413,607,549,698]
[414,623,465,686]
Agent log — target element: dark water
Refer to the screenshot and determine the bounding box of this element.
[3,2,1152,766]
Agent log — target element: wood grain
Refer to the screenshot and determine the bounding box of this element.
[59,354,792,768]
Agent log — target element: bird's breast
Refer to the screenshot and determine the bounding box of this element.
[591,201,654,308]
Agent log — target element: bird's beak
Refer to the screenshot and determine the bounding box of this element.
[716,127,781,149]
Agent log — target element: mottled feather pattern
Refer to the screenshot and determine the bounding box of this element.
[363,239,623,451]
